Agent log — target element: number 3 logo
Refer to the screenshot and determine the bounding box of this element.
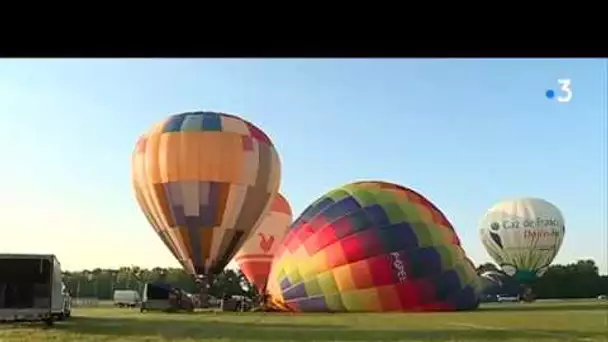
[556,79,572,103]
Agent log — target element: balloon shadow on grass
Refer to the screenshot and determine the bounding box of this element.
[478,303,607,313]
[54,313,604,341]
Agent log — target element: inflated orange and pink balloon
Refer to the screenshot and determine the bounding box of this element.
[233,193,292,293]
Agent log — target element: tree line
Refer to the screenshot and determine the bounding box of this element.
[476,259,607,299]
[62,266,257,301]
[62,259,607,300]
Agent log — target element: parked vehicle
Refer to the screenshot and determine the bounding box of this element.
[140,282,194,313]
[221,295,253,312]
[208,296,220,307]
[0,254,65,326]
[480,294,499,303]
[113,290,140,308]
[496,294,520,303]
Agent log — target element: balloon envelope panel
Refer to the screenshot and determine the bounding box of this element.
[132,111,281,276]
[267,181,480,312]
[479,198,565,283]
[234,193,293,293]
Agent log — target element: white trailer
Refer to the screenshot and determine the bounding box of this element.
[0,254,66,326]
[113,289,140,308]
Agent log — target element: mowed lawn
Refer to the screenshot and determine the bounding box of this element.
[1,300,606,342]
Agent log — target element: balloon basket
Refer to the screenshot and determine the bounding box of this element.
[520,285,536,303]
[259,300,294,313]
[250,305,266,312]
[194,274,214,309]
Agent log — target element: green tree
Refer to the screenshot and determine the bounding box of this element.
[532,259,605,298]
[63,259,606,302]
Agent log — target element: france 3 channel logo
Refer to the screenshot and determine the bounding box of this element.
[545,79,572,103]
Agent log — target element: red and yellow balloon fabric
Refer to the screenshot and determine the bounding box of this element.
[132,111,281,277]
[233,193,292,293]
[267,181,481,312]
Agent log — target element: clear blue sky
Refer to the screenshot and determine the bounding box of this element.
[0,58,605,274]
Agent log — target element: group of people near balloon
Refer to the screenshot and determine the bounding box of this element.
[132,111,566,313]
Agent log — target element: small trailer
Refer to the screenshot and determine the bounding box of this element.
[113,289,141,308]
[0,254,66,326]
[140,281,194,313]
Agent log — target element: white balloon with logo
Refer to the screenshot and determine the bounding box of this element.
[479,197,565,282]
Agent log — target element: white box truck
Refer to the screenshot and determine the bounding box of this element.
[0,254,66,326]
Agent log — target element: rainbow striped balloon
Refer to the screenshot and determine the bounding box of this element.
[267,181,481,312]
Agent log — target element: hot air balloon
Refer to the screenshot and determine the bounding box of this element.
[266,181,481,312]
[233,193,292,295]
[131,111,281,304]
[479,197,565,283]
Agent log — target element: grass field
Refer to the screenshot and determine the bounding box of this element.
[1,300,606,341]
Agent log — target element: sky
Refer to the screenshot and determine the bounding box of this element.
[0,58,606,274]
